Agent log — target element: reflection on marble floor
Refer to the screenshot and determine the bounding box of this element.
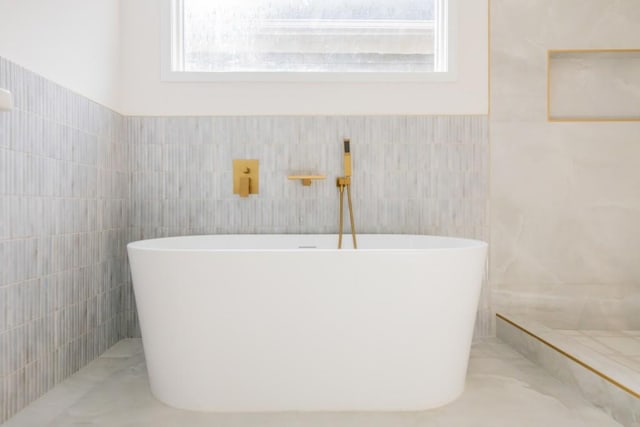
[496,314,640,427]
[1,338,621,427]
[556,329,640,374]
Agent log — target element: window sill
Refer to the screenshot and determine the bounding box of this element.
[160,70,458,83]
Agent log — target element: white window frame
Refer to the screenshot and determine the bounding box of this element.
[160,0,457,82]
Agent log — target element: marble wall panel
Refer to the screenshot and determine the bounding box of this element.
[549,51,640,120]
[490,0,640,329]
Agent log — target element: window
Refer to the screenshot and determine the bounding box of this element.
[163,0,454,80]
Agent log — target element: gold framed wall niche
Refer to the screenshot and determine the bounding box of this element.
[547,49,640,122]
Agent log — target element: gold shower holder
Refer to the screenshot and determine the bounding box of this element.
[287,175,326,186]
[336,177,350,187]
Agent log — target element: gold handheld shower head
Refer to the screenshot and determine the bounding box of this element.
[343,138,352,178]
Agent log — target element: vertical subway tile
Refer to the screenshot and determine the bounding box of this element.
[125,113,490,337]
[0,56,129,424]
[1,54,490,425]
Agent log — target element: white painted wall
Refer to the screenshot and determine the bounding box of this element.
[121,0,488,116]
[0,0,121,110]
[0,0,487,115]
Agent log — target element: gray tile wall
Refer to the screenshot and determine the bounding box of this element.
[1,55,491,424]
[124,115,491,338]
[0,57,130,423]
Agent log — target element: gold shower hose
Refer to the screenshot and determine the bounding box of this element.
[338,181,357,249]
[346,183,357,249]
[338,138,357,249]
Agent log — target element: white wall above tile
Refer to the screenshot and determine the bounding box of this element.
[0,0,121,110]
[120,0,488,116]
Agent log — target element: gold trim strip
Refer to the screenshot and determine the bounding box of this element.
[546,48,640,122]
[546,50,551,122]
[549,48,640,54]
[496,313,640,399]
[549,117,640,123]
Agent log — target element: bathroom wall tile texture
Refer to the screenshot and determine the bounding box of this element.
[123,115,491,338]
[1,55,491,423]
[490,0,640,329]
[0,57,130,423]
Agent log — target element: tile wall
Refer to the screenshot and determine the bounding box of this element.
[124,115,491,338]
[1,55,491,423]
[0,57,130,423]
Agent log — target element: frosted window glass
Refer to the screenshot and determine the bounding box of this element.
[176,0,444,73]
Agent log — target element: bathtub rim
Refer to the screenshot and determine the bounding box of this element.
[127,234,488,253]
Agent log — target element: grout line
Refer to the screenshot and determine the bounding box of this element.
[496,313,640,399]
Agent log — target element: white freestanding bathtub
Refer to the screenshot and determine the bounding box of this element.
[127,234,487,412]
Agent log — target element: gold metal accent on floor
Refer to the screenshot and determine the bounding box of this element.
[496,313,640,399]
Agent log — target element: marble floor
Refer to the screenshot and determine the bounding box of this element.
[556,329,640,374]
[1,338,622,427]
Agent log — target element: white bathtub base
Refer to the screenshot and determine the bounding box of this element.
[128,235,487,412]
